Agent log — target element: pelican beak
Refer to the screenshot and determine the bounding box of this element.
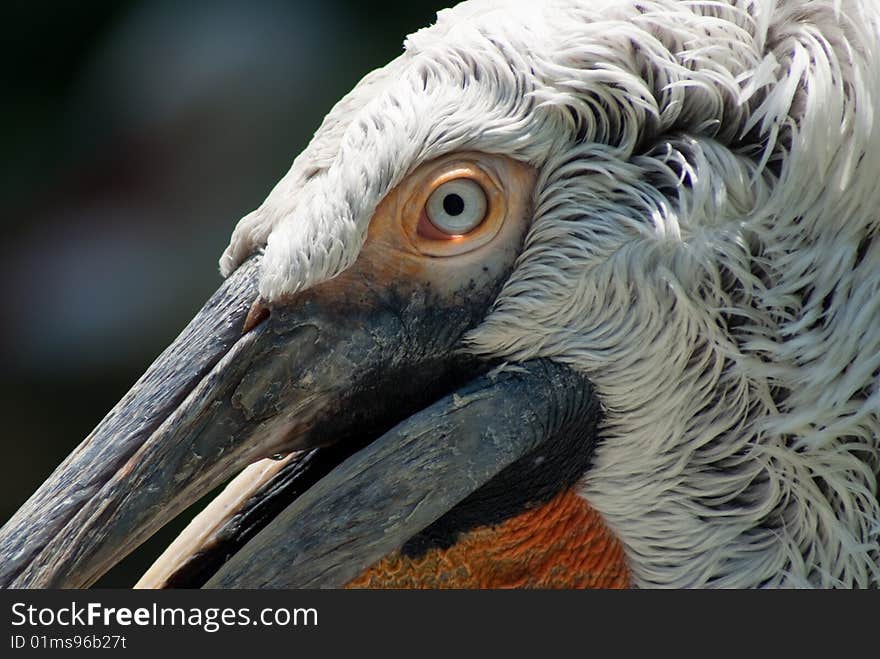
[0,250,598,589]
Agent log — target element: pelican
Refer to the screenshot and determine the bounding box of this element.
[1,0,879,589]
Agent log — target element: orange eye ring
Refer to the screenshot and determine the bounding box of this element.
[403,158,509,257]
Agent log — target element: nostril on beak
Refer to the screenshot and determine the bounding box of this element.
[243,298,270,334]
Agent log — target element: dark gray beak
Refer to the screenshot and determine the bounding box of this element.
[0,254,599,589]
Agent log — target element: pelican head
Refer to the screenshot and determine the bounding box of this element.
[2,0,879,588]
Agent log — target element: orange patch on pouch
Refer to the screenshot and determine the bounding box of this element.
[346,489,630,589]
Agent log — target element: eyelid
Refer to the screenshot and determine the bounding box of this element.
[418,209,461,240]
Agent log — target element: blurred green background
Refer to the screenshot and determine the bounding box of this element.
[0,0,442,586]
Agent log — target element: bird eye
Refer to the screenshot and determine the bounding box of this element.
[425,179,488,236]
[402,155,522,257]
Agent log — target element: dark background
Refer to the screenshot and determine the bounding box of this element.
[1,0,440,586]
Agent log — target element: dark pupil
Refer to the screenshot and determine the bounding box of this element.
[442,193,465,216]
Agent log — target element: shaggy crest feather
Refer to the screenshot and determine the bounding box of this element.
[221,0,880,587]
